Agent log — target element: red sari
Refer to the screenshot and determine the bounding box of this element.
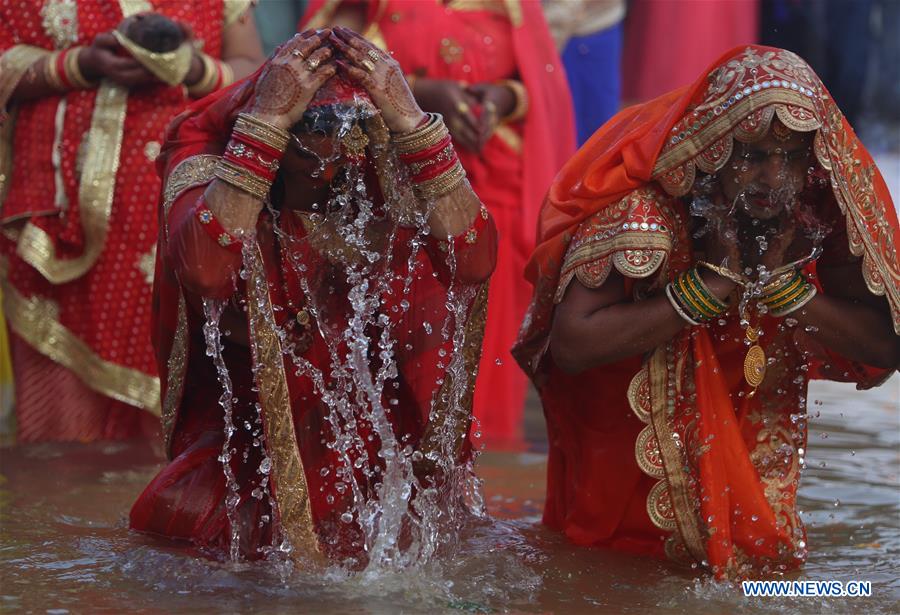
[303,0,576,441]
[0,0,250,442]
[513,46,899,577]
[130,73,497,561]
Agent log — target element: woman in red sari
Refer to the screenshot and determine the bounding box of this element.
[130,29,496,564]
[514,45,899,578]
[301,0,575,442]
[0,1,263,442]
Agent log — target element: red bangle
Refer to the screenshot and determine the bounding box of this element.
[411,155,458,183]
[56,50,74,90]
[428,205,490,254]
[398,135,452,164]
[223,136,281,182]
[195,197,243,254]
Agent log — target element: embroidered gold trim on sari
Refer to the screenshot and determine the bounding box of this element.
[0,266,161,413]
[162,291,189,455]
[419,282,489,463]
[163,154,220,214]
[16,82,129,284]
[245,243,321,561]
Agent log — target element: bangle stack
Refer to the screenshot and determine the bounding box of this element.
[394,113,466,200]
[187,52,234,97]
[665,268,729,325]
[214,113,290,200]
[46,47,95,91]
[761,270,817,316]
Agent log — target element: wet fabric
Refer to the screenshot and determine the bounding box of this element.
[302,0,576,441]
[130,66,497,562]
[513,45,899,577]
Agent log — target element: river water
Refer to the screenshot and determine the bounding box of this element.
[0,376,897,614]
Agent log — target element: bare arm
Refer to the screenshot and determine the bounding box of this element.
[550,269,737,373]
[794,261,900,368]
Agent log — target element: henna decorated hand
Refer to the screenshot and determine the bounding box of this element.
[412,78,483,151]
[249,30,337,130]
[329,27,426,133]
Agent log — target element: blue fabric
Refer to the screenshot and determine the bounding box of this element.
[561,23,622,146]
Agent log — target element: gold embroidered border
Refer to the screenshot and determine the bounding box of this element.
[419,282,489,464]
[118,0,152,17]
[162,290,189,456]
[245,243,321,561]
[162,154,220,217]
[647,345,706,563]
[493,124,523,155]
[0,272,161,413]
[652,90,814,176]
[16,82,129,283]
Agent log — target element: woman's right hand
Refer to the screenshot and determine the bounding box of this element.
[411,78,483,152]
[79,32,158,87]
[249,30,336,130]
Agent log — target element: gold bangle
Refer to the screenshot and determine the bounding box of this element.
[64,48,95,89]
[219,60,234,89]
[413,161,466,200]
[687,269,728,313]
[215,159,272,200]
[766,281,809,311]
[762,273,805,305]
[676,272,719,319]
[771,285,817,316]
[187,52,218,96]
[393,113,449,153]
[233,113,291,152]
[496,78,528,123]
[697,261,747,286]
[44,51,65,91]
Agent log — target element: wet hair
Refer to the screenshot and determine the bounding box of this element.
[122,13,185,53]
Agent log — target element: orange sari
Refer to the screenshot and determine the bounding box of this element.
[513,46,899,577]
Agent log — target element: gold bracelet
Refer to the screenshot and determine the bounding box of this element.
[233,113,291,153]
[64,48,95,89]
[393,113,449,153]
[697,261,747,286]
[413,161,466,200]
[762,272,805,306]
[770,285,817,316]
[215,159,272,200]
[674,272,719,319]
[219,60,234,89]
[187,52,219,96]
[44,51,65,91]
[497,78,528,123]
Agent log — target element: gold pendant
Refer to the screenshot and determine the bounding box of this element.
[743,325,766,396]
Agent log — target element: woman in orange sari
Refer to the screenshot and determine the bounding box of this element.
[130,29,496,564]
[514,45,899,578]
[301,0,575,442]
[0,1,262,442]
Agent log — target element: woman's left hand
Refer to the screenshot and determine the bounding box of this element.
[329,26,426,133]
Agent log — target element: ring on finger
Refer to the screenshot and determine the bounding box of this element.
[455,100,470,115]
[361,58,376,72]
[306,56,322,71]
[291,49,305,58]
[366,49,380,63]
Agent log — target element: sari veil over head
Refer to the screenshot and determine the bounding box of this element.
[513,45,898,577]
[142,56,492,563]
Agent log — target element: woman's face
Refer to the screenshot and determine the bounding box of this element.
[279,130,341,187]
[718,126,814,220]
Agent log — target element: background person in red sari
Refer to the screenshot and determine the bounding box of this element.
[130,29,497,564]
[0,1,263,443]
[514,46,899,578]
[301,0,576,443]
[621,0,758,105]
